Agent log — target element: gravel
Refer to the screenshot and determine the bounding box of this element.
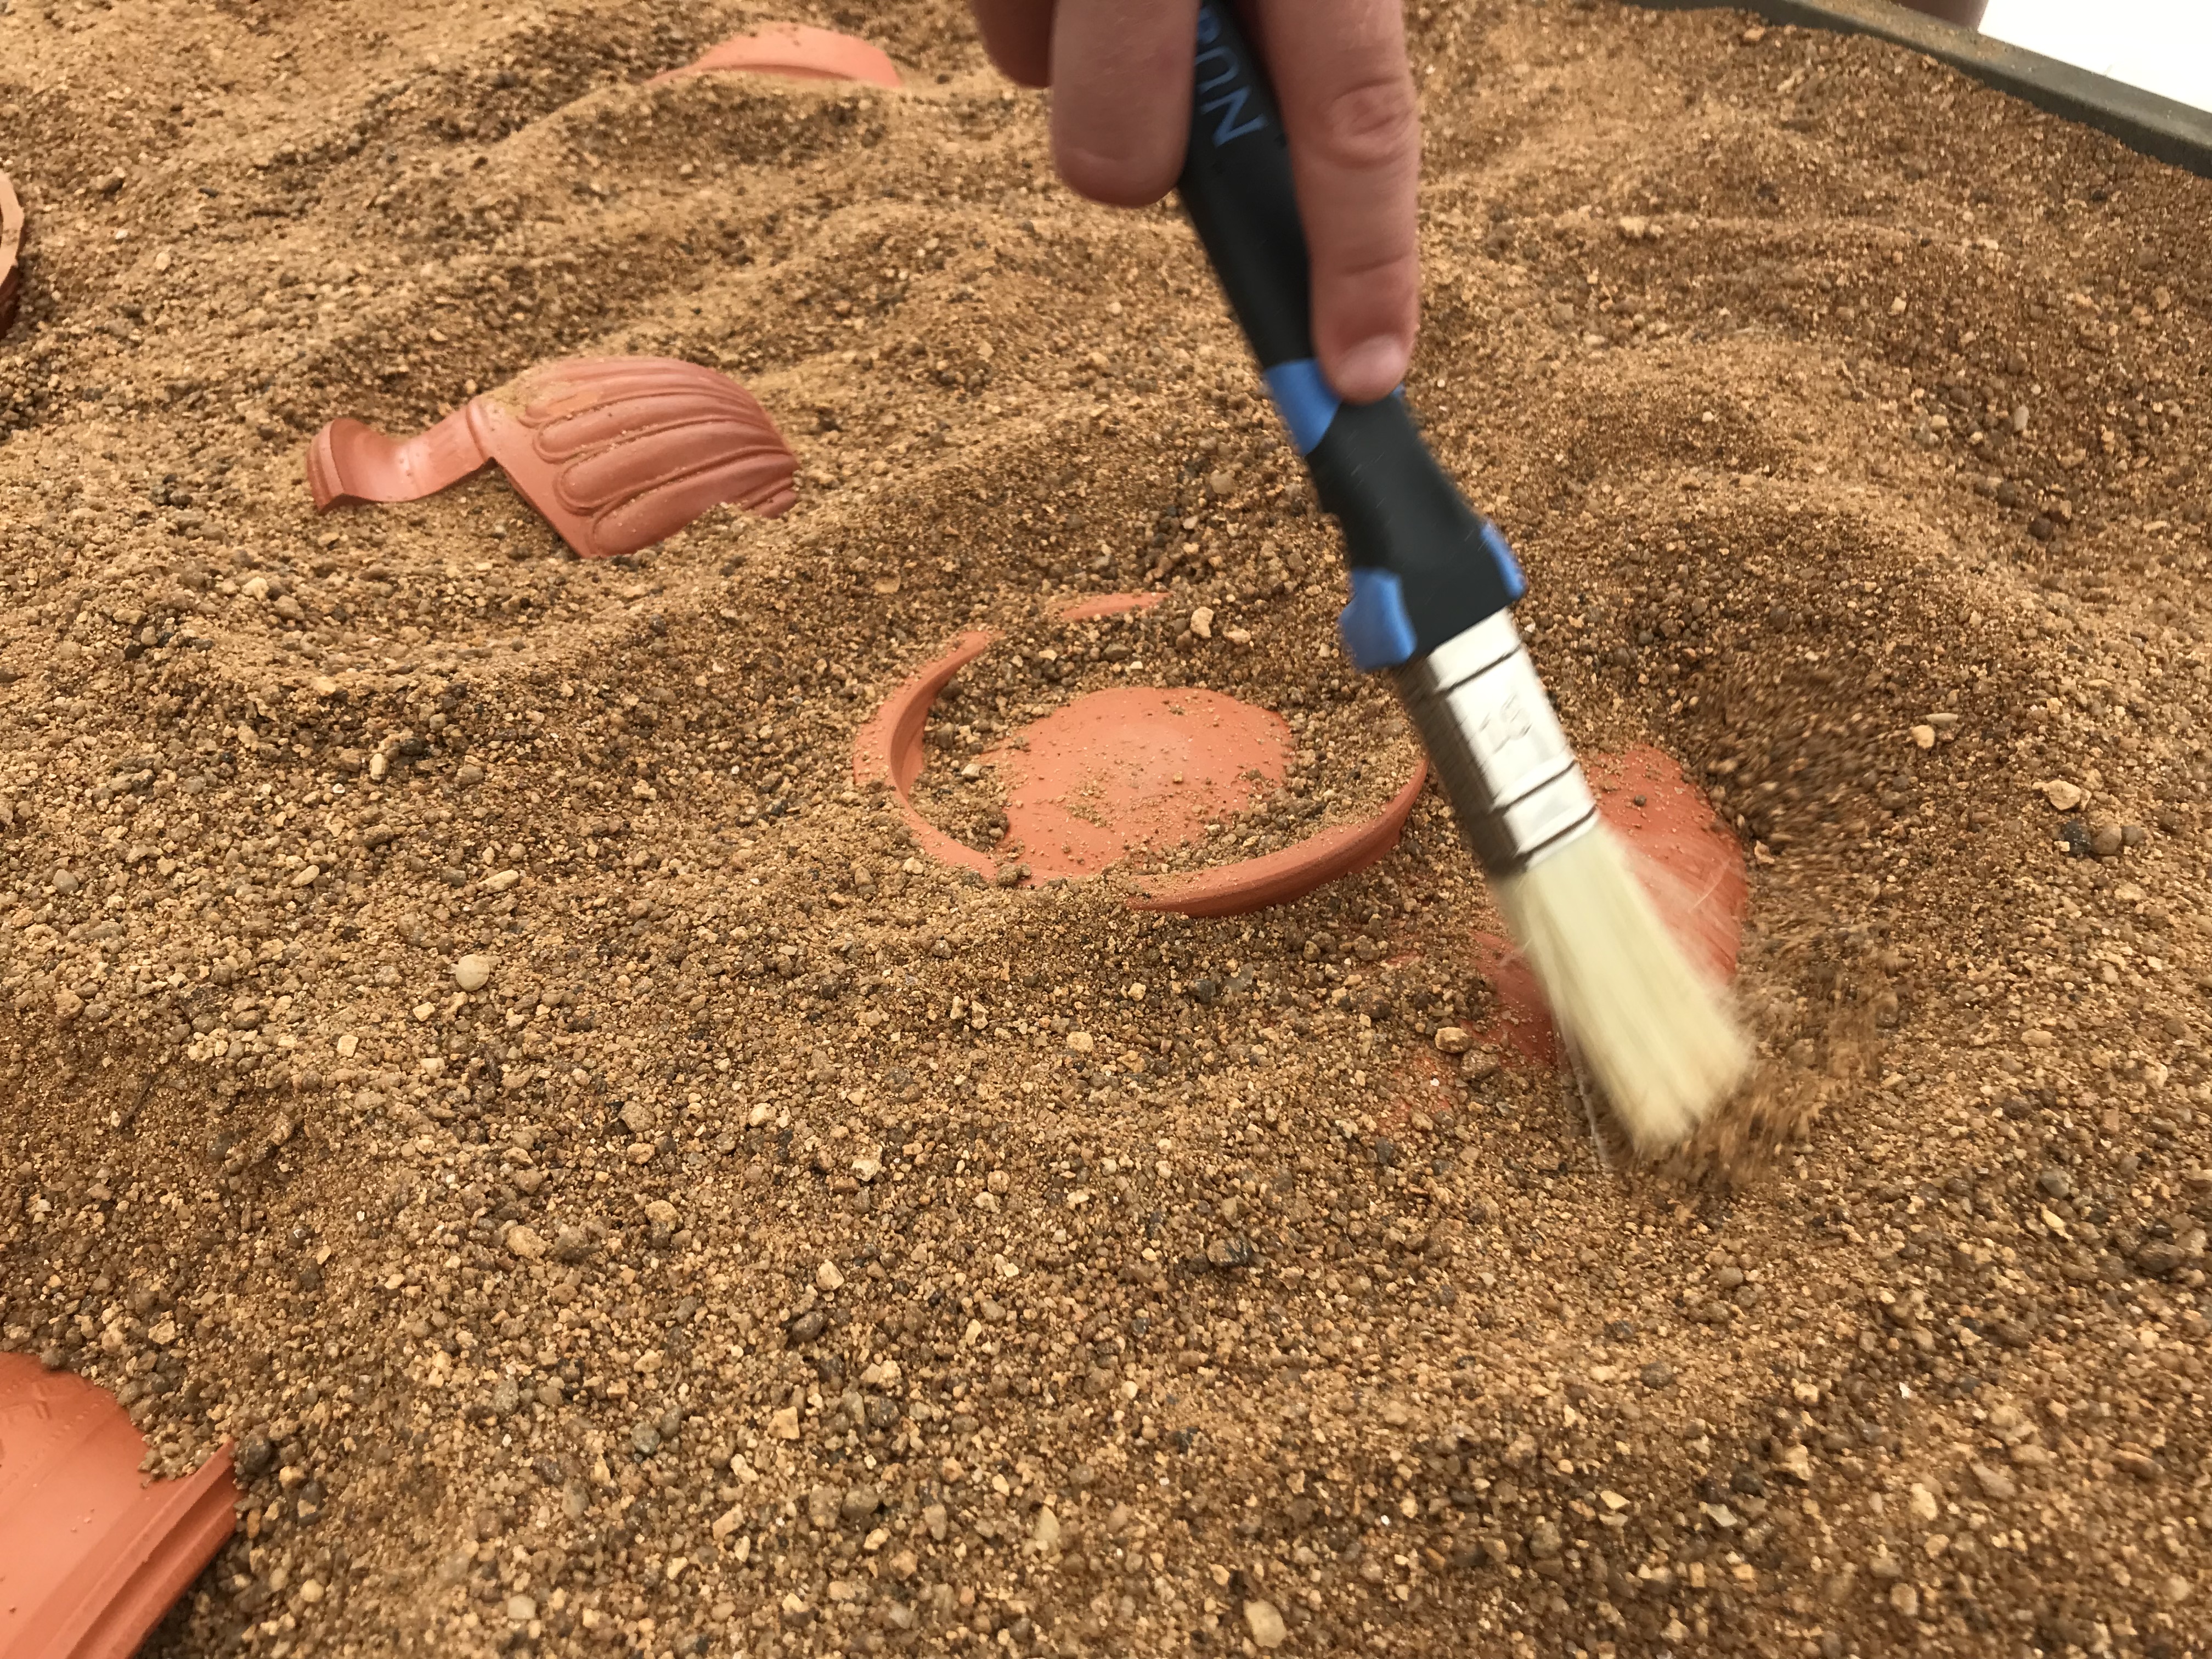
[2,4,2210,1658]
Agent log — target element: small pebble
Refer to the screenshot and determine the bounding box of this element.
[1244,1600,1287,1649]
[841,1483,882,1522]
[1970,1461,2019,1501]
[453,953,496,992]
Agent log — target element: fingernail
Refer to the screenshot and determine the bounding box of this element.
[1334,337,1410,403]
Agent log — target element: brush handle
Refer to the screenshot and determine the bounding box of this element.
[1175,0,1523,669]
[1178,3,1596,876]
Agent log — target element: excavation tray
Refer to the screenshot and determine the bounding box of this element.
[1645,0,2212,178]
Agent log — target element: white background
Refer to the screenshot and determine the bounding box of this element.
[1979,0,2212,114]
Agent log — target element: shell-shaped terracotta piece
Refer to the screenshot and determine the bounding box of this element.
[0,171,24,338]
[652,24,901,89]
[307,357,796,558]
[0,1354,237,1659]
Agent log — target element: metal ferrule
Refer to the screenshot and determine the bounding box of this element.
[1391,612,1598,877]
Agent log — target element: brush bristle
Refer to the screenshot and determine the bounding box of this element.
[1492,824,1750,1153]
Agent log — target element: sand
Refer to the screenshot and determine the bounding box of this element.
[3,2,2212,1656]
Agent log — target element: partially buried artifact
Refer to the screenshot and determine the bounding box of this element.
[853,618,1426,916]
[0,1353,238,1659]
[1464,745,1748,1071]
[652,22,901,88]
[308,357,797,559]
[1,171,24,338]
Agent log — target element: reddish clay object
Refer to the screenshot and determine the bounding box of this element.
[0,171,23,338]
[1058,592,1165,623]
[854,619,1430,914]
[1469,745,1748,1066]
[308,357,797,559]
[986,687,1293,879]
[0,1354,236,1659]
[1131,760,1427,918]
[851,630,1002,881]
[652,24,901,89]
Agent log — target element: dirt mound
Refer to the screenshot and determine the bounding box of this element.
[3,3,2211,1656]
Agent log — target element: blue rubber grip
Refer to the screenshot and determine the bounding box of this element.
[1338,568,1418,670]
[1261,359,1341,455]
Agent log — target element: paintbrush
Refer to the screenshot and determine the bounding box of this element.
[1175,1,1747,1152]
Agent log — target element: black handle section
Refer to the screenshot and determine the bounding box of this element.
[1176,2,1311,371]
[1174,0,1523,660]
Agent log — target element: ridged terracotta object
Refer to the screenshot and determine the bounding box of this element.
[652,23,901,89]
[0,1355,236,1659]
[308,357,797,558]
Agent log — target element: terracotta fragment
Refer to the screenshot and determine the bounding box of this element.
[1130,763,1427,918]
[0,171,23,338]
[652,23,901,89]
[308,356,796,558]
[0,1353,237,1659]
[986,686,1293,880]
[853,619,1428,913]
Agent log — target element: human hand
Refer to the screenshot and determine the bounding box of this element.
[970,0,1419,403]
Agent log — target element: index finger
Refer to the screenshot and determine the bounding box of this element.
[1252,0,1420,403]
[1048,0,1201,207]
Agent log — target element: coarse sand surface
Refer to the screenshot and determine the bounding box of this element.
[3,2,2212,1656]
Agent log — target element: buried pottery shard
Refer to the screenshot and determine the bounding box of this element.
[0,1353,237,1659]
[987,686,1295,880]
[1,171,23,338]
[308,357,797,558]
[853,622,1426,915]
[1468,744,1748,1068]
[652,23,901,89]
